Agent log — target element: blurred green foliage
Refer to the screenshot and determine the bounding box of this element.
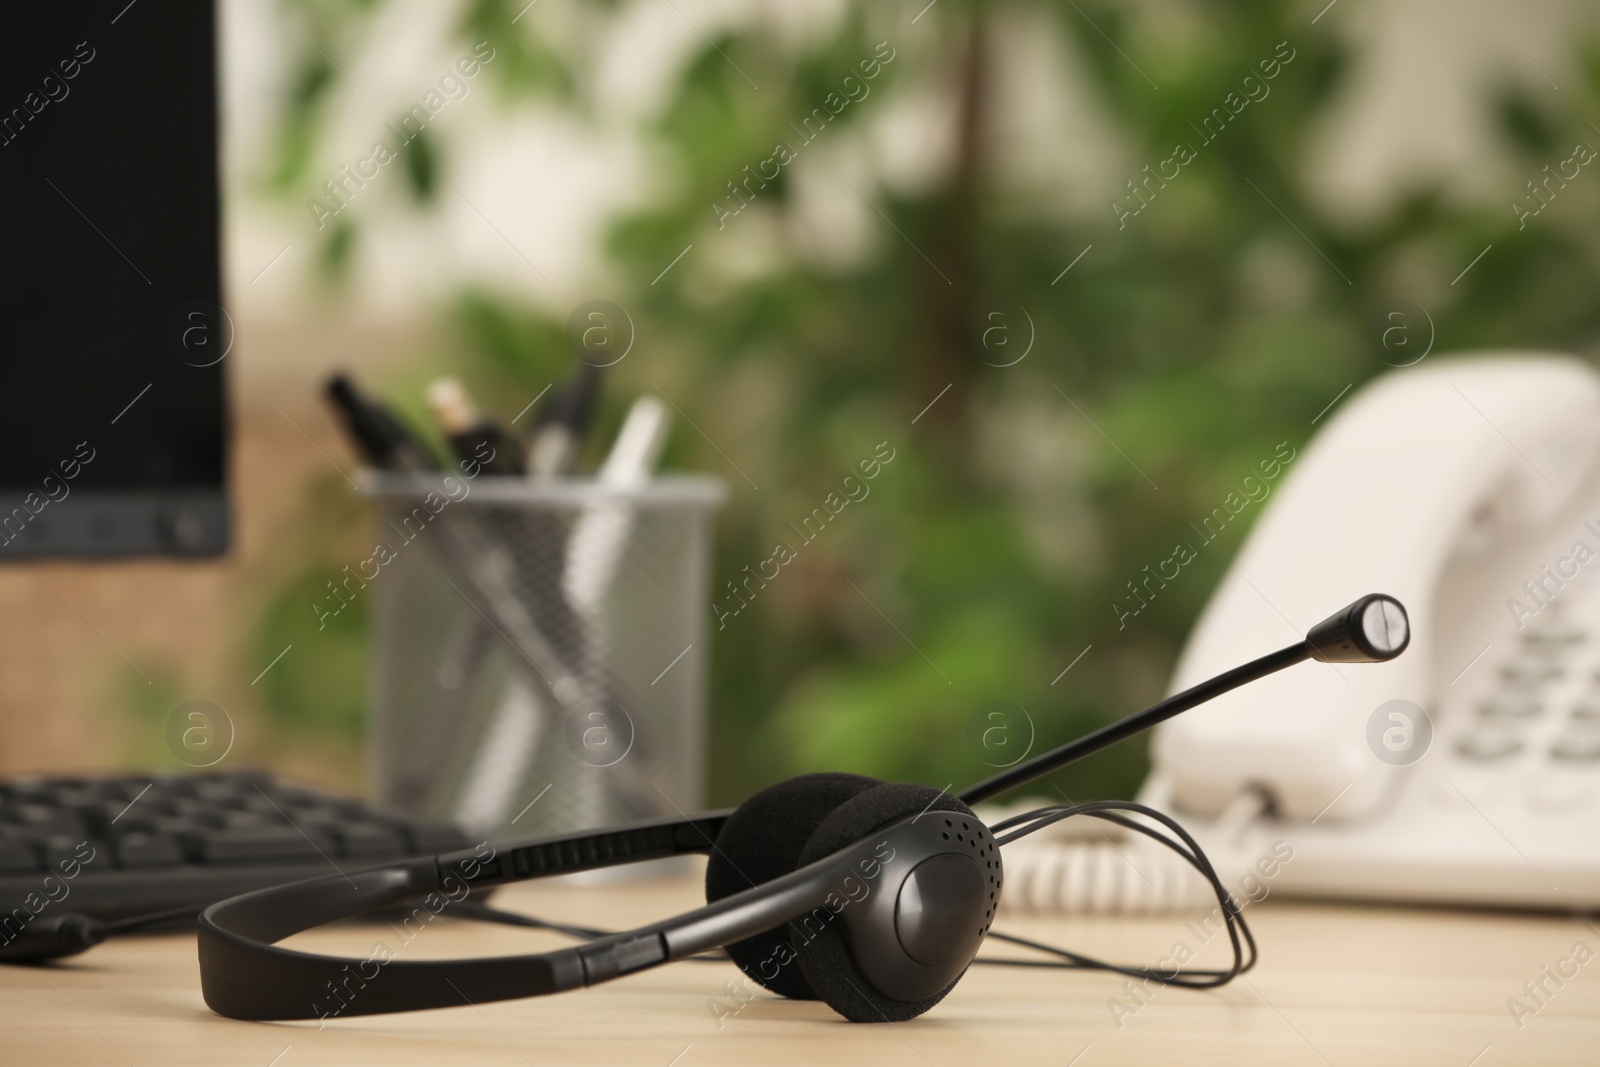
[256,0,1600,805]
[118,666,192,771]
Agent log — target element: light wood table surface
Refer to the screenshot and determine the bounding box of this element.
[5,869,1597,1066]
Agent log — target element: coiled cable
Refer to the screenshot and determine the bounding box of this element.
[982,790,1268,915]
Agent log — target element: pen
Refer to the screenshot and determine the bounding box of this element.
[320,371,589,720]
[452,361,601,828]
[526,362,601,477]
[425,377,525,476]
[563,396,671,615]
[324,374,441,472]
[458,396,670,832]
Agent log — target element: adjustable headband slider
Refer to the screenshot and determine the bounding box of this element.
[577,933,668,984]
[440,811,735,888]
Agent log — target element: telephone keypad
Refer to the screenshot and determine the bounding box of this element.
[1500,662,1563,686]
[1430,587,1600,829]
[1525,775,1594,814]
[1570,702,1600,723]
[1455,733,1523,762]
[1551,735,1600,762]
[1436,599,1600,815]
[1522,626,1586,649]
[1475,697,1541,720]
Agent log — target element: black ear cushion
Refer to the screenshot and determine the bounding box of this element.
[705,772,882,1000]
[793,782,978,1023]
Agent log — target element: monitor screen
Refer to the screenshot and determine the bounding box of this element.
[0,0,226,557]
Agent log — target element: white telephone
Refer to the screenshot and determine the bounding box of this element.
[1139,353,1600,909]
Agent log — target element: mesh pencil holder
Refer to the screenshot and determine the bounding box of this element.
[361,472,725,843]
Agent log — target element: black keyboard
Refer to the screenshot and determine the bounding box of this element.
[0,770,470,922]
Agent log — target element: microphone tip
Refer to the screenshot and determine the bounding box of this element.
[1306,594,1410,663]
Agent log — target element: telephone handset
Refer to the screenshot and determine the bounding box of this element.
[1141,354,1600,907]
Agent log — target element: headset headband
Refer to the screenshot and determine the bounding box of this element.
[199,809,970,1019]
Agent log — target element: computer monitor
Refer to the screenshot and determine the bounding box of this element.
[0,0,227,557]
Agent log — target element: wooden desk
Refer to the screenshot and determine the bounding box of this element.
[5,872,1596,1066]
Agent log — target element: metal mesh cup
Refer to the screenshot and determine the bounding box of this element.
[361,473,725,842]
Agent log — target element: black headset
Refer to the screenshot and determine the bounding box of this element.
[198,594,1409,1023]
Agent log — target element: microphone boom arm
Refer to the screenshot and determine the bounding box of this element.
[959,641,1312,806]
[959,592,1411,806]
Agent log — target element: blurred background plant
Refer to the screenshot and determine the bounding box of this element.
[238,0,1600,805]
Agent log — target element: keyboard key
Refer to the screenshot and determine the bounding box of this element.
[103,779,157,802]
[336,824,407,859]
[214,770,272,789]
[236,793,292,816]
[193,779,246,802]
[4,804,85,837]
[91,799,146,829]
[141,774,193,798]
[183,826,335,865]
[0,840,39,872]
[149,815,201,836]
[160,797,212,818]
[106,814,157,835]
[200,810,274,830]
[54,787,104,810]
[397,820,472,853]
[47,836,97,871]
[116,833,185,868]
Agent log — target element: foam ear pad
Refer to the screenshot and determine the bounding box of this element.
[705,772,882,1000]
[792,782,977,1022]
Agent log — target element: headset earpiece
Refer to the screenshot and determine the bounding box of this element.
[792,782,997,1022]
[704,772,883,1000]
